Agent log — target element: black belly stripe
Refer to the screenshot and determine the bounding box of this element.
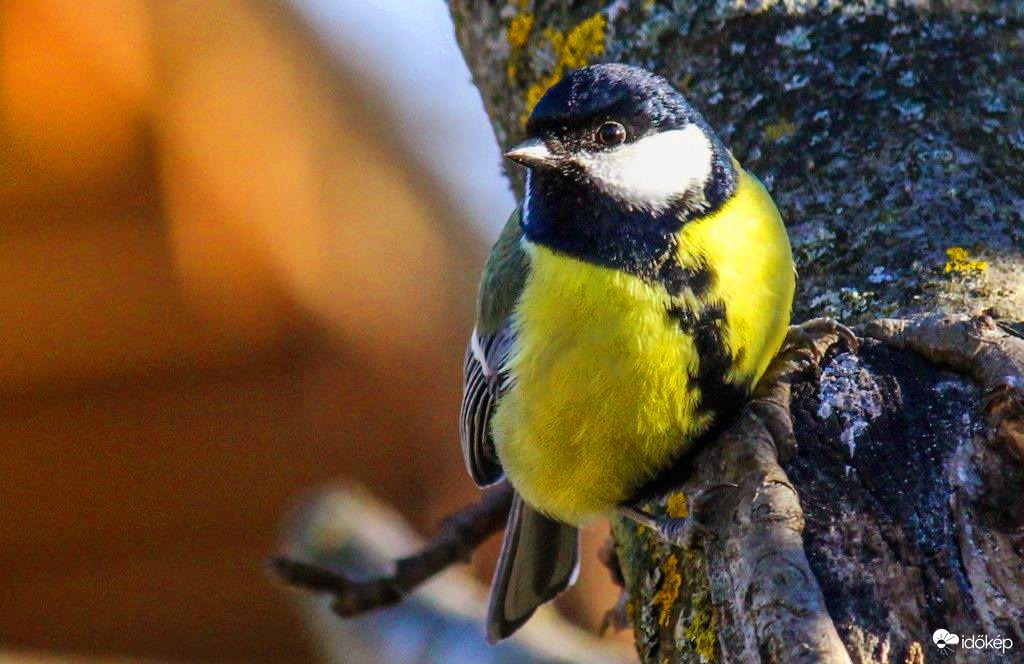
[667,301,748,420]
[623,283,750,506]
[655,250,714,299]
[657,253,745,417]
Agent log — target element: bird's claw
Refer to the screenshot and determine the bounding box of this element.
[663,515,714,550]
[787,317,859,355]
[619,506,713,549]
[769,317,859,380]
[618,484,736,549]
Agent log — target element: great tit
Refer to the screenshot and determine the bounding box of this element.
[460,63,795,642]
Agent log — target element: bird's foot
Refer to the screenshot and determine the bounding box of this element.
[618,505,710,549]
[778,317,859,377]
[751,318,857,462]
[617,484,736,549]
[749,398,799,462]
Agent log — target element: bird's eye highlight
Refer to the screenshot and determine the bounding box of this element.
[596,122,626,146]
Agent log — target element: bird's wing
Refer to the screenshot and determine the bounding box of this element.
[459,326,512,485]
[459,208,528,486]
[477,207,529,335]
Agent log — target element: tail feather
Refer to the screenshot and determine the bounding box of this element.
[486,492,579,643]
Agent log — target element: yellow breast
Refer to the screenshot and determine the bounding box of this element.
[491,170,794,525]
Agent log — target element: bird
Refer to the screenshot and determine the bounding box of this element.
[459,63,795,642]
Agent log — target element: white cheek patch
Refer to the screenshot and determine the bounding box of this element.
[574,125,714,212]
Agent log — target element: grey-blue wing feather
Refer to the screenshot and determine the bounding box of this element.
[485,493,580,643]
[460,208,526,487]
[459,325,513,486]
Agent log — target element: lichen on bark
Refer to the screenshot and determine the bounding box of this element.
[613,492,721,663]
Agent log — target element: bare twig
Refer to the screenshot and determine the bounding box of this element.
[272,483,513,616]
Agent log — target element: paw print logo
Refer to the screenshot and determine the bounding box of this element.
[933,629,960,653]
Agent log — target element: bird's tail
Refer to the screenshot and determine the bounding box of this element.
[486,491,580,643]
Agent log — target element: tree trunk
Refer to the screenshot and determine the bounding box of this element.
[448,2,1024,662]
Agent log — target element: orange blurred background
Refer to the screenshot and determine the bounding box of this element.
[0,2,621,662]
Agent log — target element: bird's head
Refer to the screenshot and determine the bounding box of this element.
[505,64,737,275]
[507,64,734,218]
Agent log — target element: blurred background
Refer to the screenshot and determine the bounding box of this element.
[0,2,628,662]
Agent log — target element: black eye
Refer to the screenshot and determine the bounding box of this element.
[596,121,626,146]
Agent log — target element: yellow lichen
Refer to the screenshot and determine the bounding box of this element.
[506,12,534,50]
[667,491,689,518]
[548,13,607,71]
[504,3,535,82]
[524,80,551,121]
[682,591,720,663]
[520,13,607,125]
[944,246,989,274]
[764,118,797,142]
[652,553,682,626]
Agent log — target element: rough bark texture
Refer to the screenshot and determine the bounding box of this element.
[447,2,1024,662]
[450,0,1023,324]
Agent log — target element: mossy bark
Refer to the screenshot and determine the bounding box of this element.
[447,2,1024,662]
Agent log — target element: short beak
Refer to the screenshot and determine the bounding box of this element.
[504,138,557,169]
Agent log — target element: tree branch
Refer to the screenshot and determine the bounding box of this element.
[272,484,512,616]
[863,313,1024,466]
[615,314,1024,663]
[863,313,1024,392]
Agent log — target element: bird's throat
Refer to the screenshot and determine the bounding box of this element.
[521,171,685,284]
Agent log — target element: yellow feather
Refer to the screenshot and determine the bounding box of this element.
[491,169,794,525]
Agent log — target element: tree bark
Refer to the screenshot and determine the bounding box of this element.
[448,2,1024,662]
